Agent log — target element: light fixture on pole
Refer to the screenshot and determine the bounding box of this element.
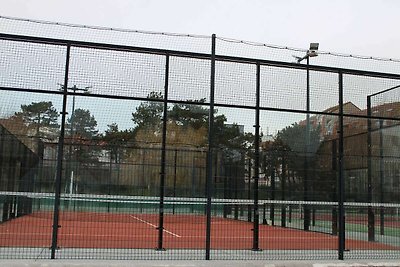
[295,42,319,231]
[295,43,319,63]
[308,43,319,58]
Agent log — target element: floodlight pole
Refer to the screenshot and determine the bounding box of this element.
[297,45,318,231]
[304,55,311,231]
[338,71,345,260]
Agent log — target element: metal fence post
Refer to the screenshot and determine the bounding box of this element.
[331,140,338,236]
[379,119,385,235]
[338,71,345,260]
[51,44,71,259]
[252,62,261,251]
[157,54,169,251]
[173,148,177,214]
[247,157,252,222]
[366,96,375,242]
[281,156,286,227]
[205,34,216,260]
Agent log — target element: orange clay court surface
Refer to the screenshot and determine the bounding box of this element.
[0,211,398,250]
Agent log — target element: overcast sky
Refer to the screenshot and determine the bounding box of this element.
[2,0,400,59]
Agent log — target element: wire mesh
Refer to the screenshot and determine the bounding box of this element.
[343,74,400,113]
[215,37,400,75]
[0,90,62,259]
[169,56,210,102]
[0,39,66,92]
[215,61,256,106]
[259,66,306,111]
[1,17,400,260]
[69,47,166,99]
[0,16,212,54]
[3,15,400,75]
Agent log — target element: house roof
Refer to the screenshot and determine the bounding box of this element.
[323,102,361,114]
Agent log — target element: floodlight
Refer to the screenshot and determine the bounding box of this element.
[308,43,319,57]
[309,43,319,51]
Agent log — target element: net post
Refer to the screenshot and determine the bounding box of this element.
[157,54,169,251]
[51,44,71,259]
[338,71,345,260]
[205,33,216,260]
[252,62,261,251]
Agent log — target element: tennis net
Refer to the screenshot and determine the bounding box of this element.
[1,190,400,232]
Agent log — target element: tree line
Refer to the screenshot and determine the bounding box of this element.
[4,91,331,201]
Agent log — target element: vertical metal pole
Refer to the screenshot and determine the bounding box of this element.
[379,119,385,235]
[205,34,216,260]
[366,96,375,241]
[51,44,71,259]
[108,153,112,212]
[332,140,338,236]
[173,148,177,214]
[223,157,228,218]
[252,63,261,251]
[214,151,218,196]
[312,166,316,226]
[66,87,76,203]
[338,71,345,260]
[65,93,73,193]
[304,56,311,231]
[281,156,286,227]
[247,157,252,222]
[270,167,275,226]
[157,54,169,251]
[142,149,146,194]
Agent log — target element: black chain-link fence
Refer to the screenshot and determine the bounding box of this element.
[1,17,400,261]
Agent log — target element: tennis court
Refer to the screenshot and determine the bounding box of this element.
[1,192,399,252]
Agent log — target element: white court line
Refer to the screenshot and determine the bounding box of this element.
[0,232,159,238]
[129,215,181,238]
